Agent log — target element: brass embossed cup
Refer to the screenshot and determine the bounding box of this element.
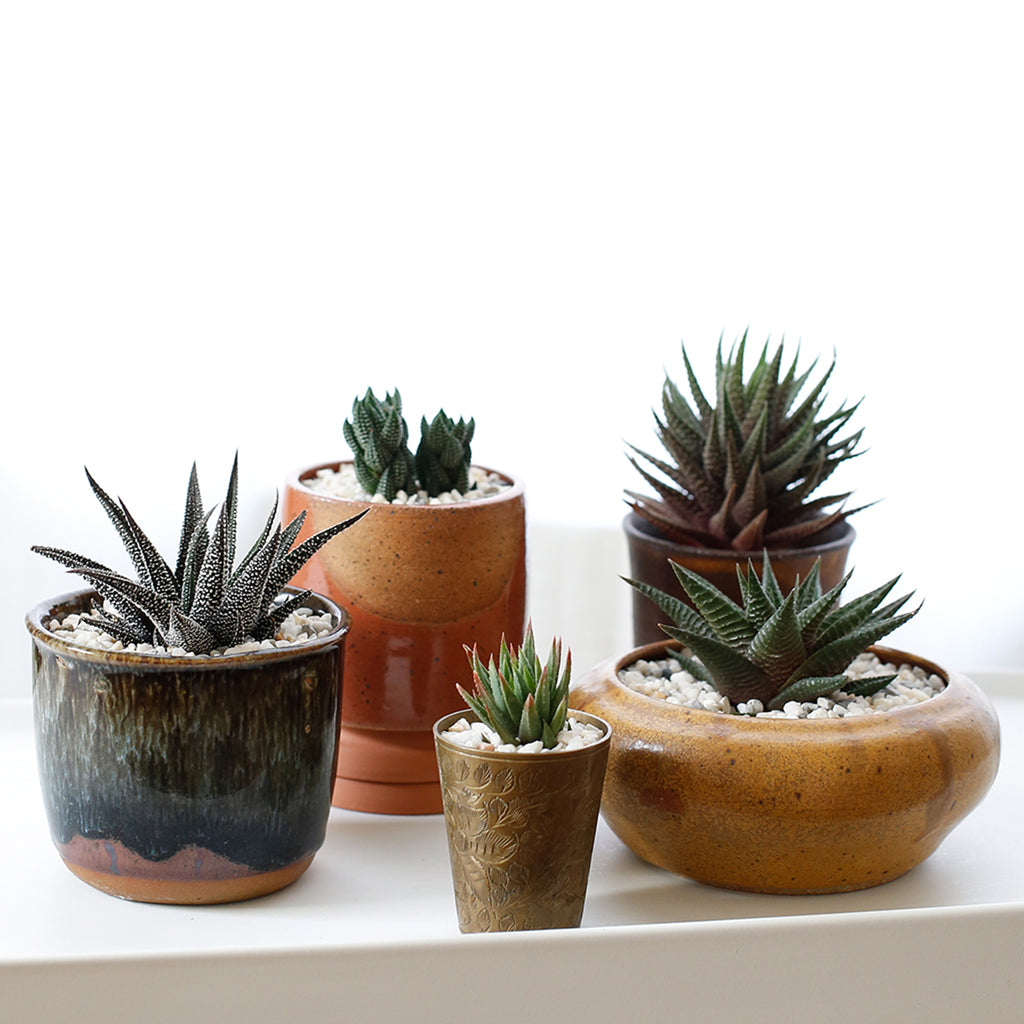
[433,709,611,932]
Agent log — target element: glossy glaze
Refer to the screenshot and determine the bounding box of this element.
[572,642,1000,894]
[433,710,610,931]
[27,588,348,904]
[283,462,527,814]
[623,512,856,646]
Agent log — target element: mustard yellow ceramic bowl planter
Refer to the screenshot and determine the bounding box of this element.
[433,709,611,932]
[571,642,1000,895]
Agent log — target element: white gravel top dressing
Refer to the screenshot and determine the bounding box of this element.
[45,606,338,658]
[304,463,510,505]
[619,651,946,718]
[441,715,604,753]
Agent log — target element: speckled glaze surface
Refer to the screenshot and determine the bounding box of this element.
[284,462,527,814]
[27,588,349,904]
[571,642,1000,895]
[623,513,856,646]
[433,710,610,932]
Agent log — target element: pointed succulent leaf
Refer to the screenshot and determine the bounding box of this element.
[518,693,542,744]
[163,605,218,654]
[767,674,851,711]
[253,589,314,640]
[788,609,920,684]
[660,626,772,704]
[624,575,715,638]
[813,575,903,647]
[70,567,172,638]
[671,561,753,647]
[174,463,205,588]
[266,509,370,598]
[839,673,898,699]
[746,589,807,681]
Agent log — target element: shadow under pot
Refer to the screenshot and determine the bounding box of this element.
[622,513,857,647]
[283,462,527,815]
[433,709,611,932]
[27,587,349,904]
[571,641,1000,895]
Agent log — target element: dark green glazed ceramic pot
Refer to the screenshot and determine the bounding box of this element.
[27,587,349,904]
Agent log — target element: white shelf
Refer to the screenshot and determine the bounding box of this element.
[3,670,1022,1023]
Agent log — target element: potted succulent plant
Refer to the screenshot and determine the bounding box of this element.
[624,331,865,645]
[571,555,1000,895]
[283,389,527,815]
[27,455,367,904]
[433,625,611,932]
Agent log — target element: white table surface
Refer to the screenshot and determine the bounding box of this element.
[2,670,1022,1024]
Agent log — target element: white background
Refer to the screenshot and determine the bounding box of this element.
[2,1,1022,698]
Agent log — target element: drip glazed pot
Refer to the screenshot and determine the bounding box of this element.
[433,709,611,932]
[623,513,856,646]
[283,462,526,815]
[27,588,349,904]
[572,642,1000,895]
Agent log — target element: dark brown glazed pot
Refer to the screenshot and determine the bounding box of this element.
[284,462,527,815]
[623,512,856,646]
[433,710,611,932]
[572,642,1000,895]
[27,588,349,904]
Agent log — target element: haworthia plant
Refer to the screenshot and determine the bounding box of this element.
[33,454,368,654]
[626,331,866,550]
[627,552,920,710]
[415,410,475,496]
[344,388,475,499]
[343,388,417,501]
[458,624,571,749]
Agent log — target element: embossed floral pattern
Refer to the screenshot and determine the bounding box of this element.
[435,711,610,932]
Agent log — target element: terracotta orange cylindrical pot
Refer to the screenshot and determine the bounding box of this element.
[572,642,1000,895]
[433,710,611,932]
[284,462,527,815]
[623,513,856,647]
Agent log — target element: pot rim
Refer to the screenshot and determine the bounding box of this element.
[622,510,856,561]
[26,586,351,670]
[286,460,525,508]
[601,639,964,728]
[433,708,612,763]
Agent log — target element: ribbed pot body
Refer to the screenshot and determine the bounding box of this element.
[623,512,856,646]
[433,710,610,931]
[571,643,1000,895]
[284,463,527,814]
[27,588,348,903]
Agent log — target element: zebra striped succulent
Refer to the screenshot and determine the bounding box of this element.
[32,455,367,654]
[344,388,475,500]
[458,624,571,749]
[628,552,920,710]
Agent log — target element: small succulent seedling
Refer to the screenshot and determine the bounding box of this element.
[458,624,571,748]
[344,388,475,499]
[626,331,866,550]
[343,388,417,501]
[33,454,367,655]
[415,410,475,496]
[627,553,920,710]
